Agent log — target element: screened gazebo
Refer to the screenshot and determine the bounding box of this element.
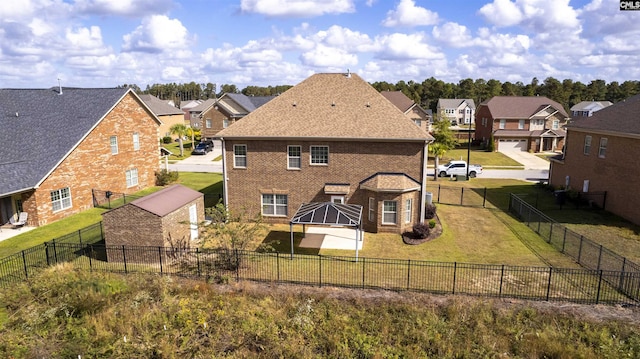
[289,202,364,259]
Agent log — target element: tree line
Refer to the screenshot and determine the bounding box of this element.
[120,77,640,112]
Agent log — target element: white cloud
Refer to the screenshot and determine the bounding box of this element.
[300,44,358,67]
[66,26,105,50]
[382,0,438,27]
[374,33,442,60]
[240,0,355,17]
[312,25,374,51]
[122,15,192,53]
[73,0,173,17]
[478,0,522,27]
[479,0,579,32]
[432,22,473,48]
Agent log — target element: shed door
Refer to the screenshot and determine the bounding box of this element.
[189,204,198,240]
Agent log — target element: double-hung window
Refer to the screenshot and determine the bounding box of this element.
[518,120,525,130]
[288,145,301,169]
[205,119,212,128]
[51,187,72,212]
[133,133,140,151]
[598,138,607,158]
[552,120,559,130]
[110,135,118,154]
[310,146,329,165]
[382,200,397,225]
[583,135,592,155]
[368,197,375,222]
[404,198,412,223]
[499,119,506,129]
[262,194,288,216]
[234,145,247,168]
[126,168,139,187]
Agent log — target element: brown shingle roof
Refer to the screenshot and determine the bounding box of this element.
[139,94,184,116]
[216,73,433,142]
[129,184,203,217]
[568,94,640,135]
[380,91,415,113]
[359,173,420,192]
[480,96,569,119]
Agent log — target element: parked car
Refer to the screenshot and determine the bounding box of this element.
[437,160,483,178]
[192,140,214,155]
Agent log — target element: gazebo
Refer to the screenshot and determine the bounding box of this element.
[289,202,364,260]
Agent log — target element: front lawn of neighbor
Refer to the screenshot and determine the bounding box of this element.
[437,146,522,167]
[162,141,195,160]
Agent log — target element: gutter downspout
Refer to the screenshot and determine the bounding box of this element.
[420,140,430,222]
[221,138,229,208]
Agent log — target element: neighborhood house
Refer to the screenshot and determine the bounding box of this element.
[199,93,275,139]
[215,72,434,235]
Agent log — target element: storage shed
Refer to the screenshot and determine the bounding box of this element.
[102,184,204,262]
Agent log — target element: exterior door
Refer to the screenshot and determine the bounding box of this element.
[189,204,198,240]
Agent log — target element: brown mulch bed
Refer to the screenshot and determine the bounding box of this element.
[402,214,443,245]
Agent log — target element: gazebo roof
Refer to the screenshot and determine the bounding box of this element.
[290,202,362,227]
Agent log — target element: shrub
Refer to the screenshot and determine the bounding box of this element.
[155,169,179,186]
[428,220,436,229]
[425,204,437,219]
[412,222,430,239]
[162,136,172,144]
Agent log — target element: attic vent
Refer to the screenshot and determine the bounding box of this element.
[331,101,336,107]
[57,78,63,95]
[292,101,297,107]
[365,102,370,108]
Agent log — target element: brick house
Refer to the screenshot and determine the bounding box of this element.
[139,94,186,139]
[103,184,204,261]
[187,99,215,129]
[380,91,432,133]
[475,96,570,152]
[0,87,160,227]
[215,73,434,234]
[549,94,640,225]
[199,93,275,139]
[437,98,475,125]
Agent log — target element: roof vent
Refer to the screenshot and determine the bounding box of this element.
[57,78,63,95]
[346,69,351,78]
[366,102,370,108]
[15,112,19,117]
[292,101,297,107]
[331,101,336,107]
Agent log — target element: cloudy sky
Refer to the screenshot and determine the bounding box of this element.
[0,0,638,89]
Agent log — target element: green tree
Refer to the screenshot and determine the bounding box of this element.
[170,123,189,157]
[430,143,447,181]
[431,113,458,180]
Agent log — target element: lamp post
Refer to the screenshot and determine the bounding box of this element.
[466,112,472,179]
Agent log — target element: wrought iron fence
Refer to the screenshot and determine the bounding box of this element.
[509,193,640,301]
[92,189,143,209]
[1,242,637,305]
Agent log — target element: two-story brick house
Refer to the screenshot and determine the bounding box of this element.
[199,93,275,139]
[550,94,640,225]
[0,87,160,227]
[475,96,570,152]
[380,91,432,133]
[215,73,434,234]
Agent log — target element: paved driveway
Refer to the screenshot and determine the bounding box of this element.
[161,140,223,173]
[498,148,551,170]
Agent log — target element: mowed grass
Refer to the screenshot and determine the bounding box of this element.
[436,146,522,167]
[161,140,194,160]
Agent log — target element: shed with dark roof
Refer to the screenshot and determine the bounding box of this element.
[102,184,204,261]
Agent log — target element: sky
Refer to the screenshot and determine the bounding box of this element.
[1,0,639,90]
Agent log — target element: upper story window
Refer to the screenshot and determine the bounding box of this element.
[126,168,139,187]
[552,120,559,130]
[499,119,506,130]
[234,144,247,168]
[482,118,487,126]
[110,135,118,154]
[223,119,229,128]
[583,135,592,155]
[51,187,72,212]
[133,132,140,151]
[310,146,329,165]
[598,138,608,158]
[288,145,301,169]
[414,119,422,127]
[205,119,212,128]
[518,120,525,130]
[382,200,397,225]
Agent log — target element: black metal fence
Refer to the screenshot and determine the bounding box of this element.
[1,241,637,305]
[428,184,494,208]
[92,189,143,209]
[509,193,640,301]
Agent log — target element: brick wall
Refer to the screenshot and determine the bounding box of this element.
[224,139,426,232]
[550,129,640,225]
[200,106,230,139]
[31,92,160,226]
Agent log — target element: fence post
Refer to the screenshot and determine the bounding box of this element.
[460,187,464,206]
[78,229,83,246]
[499,265,504,297]
[362,257,366,289]
[276,252,280,283]
[597,245,603,270]
[437,184,441,203]
[319,255,322,288]
[546,267,553,301]
[88,244,93,272]
[483,187,487,208]
[158,247,163,274]
[562,228,567,253]
[406,260,411,290]
[596,270,603,304]
[452,262,457,294]
[53,240,58,264]
[196,248,201,277]
[22,250,28,280]
[548,223,553,243]
[45,243,51,266]
[235,249,240,282]
[122,245,128,274]
[100,222,104,240]
[577,235,584,264]
[619,258,626,291]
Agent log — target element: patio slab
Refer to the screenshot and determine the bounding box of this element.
[299,226,364,250]
[0,225,36,243]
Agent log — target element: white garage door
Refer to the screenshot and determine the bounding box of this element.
[498,139,527,151]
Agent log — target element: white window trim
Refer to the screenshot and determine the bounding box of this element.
[205,119,212,128]
[310,145,329,165]
[51,187,72,212]
[133,132,140,151]
[368,197,375,222]
[287,145,301,170]
[518,119,525,130]
[583,135,592,155]
[552,120,559,130]
[404,198,412,223]
[331,196,344,204]
[126,168,139,188]
[234,144,247,168]
[598,138,607,158]
[110,135,118,155]
[499,119,506,130]
[261,194,288,217]
[382,200,397,225]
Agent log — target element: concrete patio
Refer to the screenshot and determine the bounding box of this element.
[0,225,36,243]
[299,226,364,250]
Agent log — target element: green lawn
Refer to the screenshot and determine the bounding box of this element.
[434,146,522,167]
[161,140,195,160]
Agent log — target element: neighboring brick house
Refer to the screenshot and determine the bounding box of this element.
[180,99,202,128]
[103,184,204,261]
[437,99,475,125]
[380,91,432,133]
[215,73,434,234]
[549,94,640,225]
[187,99,215,129]
[0,87,160,227]
[199,93,275,139]
[475,96,570,152]
[570,101,612,118]
[139,94,186,139]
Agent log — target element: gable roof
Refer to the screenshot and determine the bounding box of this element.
[437,98,475,109]
[380,91,415,113]
[125,184,203,217]
[223,93,275,113]
[190,98,216,112]
[479,96,569,119]
[139,94,184,116]
[0,87,154,196]
[568,94,640,135]
[216,73,433,142]
[570,101,613,112]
